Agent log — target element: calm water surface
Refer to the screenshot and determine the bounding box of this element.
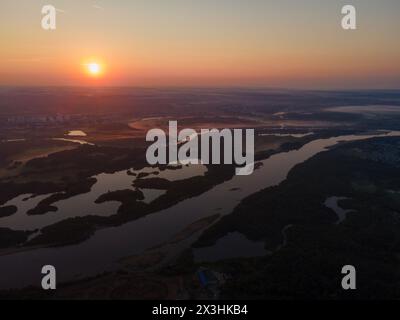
[0,132,398,289]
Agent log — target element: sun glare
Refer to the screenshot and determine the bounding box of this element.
[88,63,100,74]
[84,61,104,77]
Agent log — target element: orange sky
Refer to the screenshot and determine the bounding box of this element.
[1,0,399,89]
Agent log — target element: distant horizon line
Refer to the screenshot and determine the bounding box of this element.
[0,84,399,93]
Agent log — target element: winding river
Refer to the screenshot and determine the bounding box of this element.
[0,131,399,290]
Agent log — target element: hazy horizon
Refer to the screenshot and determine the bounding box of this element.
[1,85,400,92]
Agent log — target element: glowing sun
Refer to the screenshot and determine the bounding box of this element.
[84,61,104,77]
[88,63,100,74]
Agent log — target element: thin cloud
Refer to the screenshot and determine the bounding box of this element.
[93,4,105,10]
[6,56,54,63]
[6,58,41,63]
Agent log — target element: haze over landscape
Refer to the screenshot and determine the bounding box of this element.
[1,1,400,301]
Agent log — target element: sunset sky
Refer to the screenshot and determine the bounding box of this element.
[1,0,399,89]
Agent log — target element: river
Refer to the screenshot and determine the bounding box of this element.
[0,131,399,290]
